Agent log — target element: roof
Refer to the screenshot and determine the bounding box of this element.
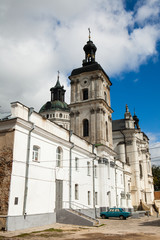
[39,100,70,113]
[112,119,125,131]
[69,62,112,85]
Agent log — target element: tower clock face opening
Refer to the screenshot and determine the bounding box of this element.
[80,78,90,87]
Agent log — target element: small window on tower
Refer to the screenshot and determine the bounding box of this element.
[83,119,89,137]
[83,89,88,100]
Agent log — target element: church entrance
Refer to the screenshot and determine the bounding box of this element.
[56,180,63,210]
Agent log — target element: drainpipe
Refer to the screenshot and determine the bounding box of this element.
[120,130,127,207]
[120,130,127,164]
[115,162,118,207]
[69,130,74,208]
[92,144,97,218]
[23,108,34,217]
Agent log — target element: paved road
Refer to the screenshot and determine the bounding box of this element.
[0,216,160,239]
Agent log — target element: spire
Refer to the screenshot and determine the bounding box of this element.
[82,28,97,66]
[124,104,132,120]
[133,108,140,129]
[88,27,91,40]
[126,104,129,113]
[54,71,61,88]
[50,71,65,102]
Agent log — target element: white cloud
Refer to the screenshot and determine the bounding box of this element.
[150,142,160,166]
[0,0,160,113]
[148,132,160,165]
[135,0,160,24]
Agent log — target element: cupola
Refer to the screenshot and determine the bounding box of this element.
[82,28,97,66]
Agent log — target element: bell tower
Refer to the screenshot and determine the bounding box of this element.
[69,31,113,148]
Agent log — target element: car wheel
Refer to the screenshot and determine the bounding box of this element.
[119,215,125,220]
[101,215,106,219]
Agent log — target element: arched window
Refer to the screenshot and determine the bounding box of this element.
[104,92,107,102]
[106,121,108,141]
[83,89,88,100]
[56,147,63,167]
[83,119,89,137]
[139,163,143,179]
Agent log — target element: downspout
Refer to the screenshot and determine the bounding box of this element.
[115,162,118,207]
[23,108,34,217]
[120,130,126,207]
[92,144,97,218]
[69,130,74,208]
[120,130,127,164]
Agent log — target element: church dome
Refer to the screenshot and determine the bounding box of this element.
[39,72,70,114]
[83,40,97,54]
[39,100,69,113]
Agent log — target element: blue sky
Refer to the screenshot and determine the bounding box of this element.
[0,0,160,164]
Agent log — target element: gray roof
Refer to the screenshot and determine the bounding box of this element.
[112,119,125,131]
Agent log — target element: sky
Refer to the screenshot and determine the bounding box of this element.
[0,0,160,165]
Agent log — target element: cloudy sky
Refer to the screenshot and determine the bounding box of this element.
[0,0,160,164]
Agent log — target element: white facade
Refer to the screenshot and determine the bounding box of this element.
[0,102,126,231]
[112,105,154,210]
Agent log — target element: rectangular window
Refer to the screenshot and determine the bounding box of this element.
[128,183,130,192]
[121,174,123,184]
[88,191,91,205]
[95,192,98,205]
[87,162,91,176]
[83,89,88,100]
[107,162,110,179]
[94,165,97,178]
[75,157,78,171]
[32,145,39,162]
[75,184,78,200]
[14,197,18,205]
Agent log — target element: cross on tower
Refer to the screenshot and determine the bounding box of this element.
[88,28,91,40]
[57,70,60,80]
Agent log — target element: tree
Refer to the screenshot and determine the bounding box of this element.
[152,165,160,191]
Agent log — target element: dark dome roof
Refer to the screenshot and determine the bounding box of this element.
[133,114,139,121]
[83,40,97,53]
[39,100,70,113]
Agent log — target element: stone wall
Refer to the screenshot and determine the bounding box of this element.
[0,130,14,230]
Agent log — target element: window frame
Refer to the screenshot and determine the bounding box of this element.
[56,146,63,168]
[94,165,97,178]
[75,157,79,171]
[75,184,79,200]
[87,161,91,176]
[83,119,89,137]
[95,192,98,205]
[32,145,40,162]
[88,191,91,205]
[83,88,88,100]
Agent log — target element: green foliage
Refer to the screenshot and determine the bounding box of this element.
[152,165,160,191]
[44,228,63,232]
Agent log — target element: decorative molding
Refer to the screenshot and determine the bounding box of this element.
[76,111,80,116]
[90,108,95,114]
[70,112,74,117]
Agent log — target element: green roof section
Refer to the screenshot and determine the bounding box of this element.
[51,78,61,89]
[39,100,70,113]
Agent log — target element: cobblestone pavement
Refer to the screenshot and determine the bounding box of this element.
[0,216,160,240]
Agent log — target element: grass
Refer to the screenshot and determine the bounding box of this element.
[14,228,63,238]
[43,228,63,232]
[14,233,31,237]
[94,223,106,227]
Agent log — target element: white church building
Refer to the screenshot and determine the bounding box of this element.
[0,36,154,231]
